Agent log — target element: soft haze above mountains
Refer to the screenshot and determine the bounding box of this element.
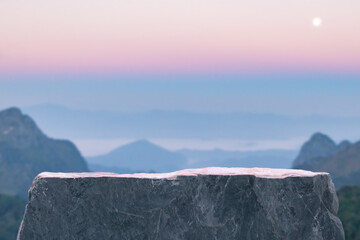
[2,78,360,117]
[23,104,360,139]
[2,78,360,157]
[20,104,360,157]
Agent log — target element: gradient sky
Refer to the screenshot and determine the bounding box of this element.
[1,0,360,118]
[1,0,359,75]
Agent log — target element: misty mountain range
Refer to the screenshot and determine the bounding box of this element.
[23,104,360,140]
[88,139,297,173]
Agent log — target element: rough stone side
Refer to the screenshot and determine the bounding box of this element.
[18,171,344,240]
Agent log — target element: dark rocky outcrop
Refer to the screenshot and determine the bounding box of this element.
[0,107,88,199]
[18,168,344,240]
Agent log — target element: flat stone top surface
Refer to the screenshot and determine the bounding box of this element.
[37,167,328,180]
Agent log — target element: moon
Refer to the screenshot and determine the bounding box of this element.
[312,17,322,27]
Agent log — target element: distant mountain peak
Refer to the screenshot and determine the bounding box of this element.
[311,132,328,138]
[118,139,164,151]
[309,132,334,142]
[130,139,152,145]
[292,132,337,168]
[0,107,22,117]
[338,140,352,152]
[0,107,45,147]
[88,139,186,173]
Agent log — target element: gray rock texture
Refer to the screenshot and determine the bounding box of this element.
[18,168,344,240]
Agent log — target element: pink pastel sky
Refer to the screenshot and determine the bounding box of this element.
[0,0,359,75]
